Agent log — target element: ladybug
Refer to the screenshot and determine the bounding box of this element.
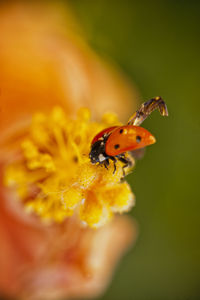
[89,97,168,174]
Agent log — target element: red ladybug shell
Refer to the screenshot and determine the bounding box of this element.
[105,125,156,156]
[91,126,118,144]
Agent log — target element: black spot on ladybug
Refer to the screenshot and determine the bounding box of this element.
[119,129,123,134]
[114,144,120,149]
[136,135,142,143]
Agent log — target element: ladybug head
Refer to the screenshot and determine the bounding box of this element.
[89,139,108,164]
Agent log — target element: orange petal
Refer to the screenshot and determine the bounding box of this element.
[0,2,137,141]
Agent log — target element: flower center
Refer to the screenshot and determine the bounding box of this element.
[4,107,135,228]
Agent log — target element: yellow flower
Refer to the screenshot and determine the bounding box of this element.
[4,107,135,228]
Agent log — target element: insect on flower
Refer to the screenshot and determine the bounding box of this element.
[89,96,168,174]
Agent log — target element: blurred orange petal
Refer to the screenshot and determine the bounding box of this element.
[0,2,138,138]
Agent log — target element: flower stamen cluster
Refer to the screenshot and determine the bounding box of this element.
[4,107,135,228]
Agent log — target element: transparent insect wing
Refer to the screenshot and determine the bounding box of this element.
[127,96,168,126]
[91,126,118,144]
[105,125,156,156]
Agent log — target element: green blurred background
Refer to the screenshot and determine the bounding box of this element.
[68,1,200,299]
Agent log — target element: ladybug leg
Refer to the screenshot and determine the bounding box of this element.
[117,155,133,177]
[113,162,117,174]
[103,158,109,170]
[109,156,117,174]
[128,96,168,126]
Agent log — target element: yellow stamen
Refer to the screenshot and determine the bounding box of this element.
[4,107,135,228]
